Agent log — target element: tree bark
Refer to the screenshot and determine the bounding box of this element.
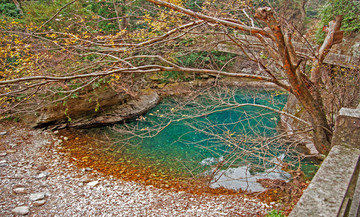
[254,7,332,154]
[310,15,343,85]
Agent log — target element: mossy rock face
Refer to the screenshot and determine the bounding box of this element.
[33,87,127,128]
[33,88,160,129]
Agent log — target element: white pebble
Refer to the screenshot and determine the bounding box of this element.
[33,199,46,206]
[35,171,49,179]
[0,160,8,167]
[13,187,27,194]
[12,206,29,215]
[87,181,99,187]
[29,192,46,201]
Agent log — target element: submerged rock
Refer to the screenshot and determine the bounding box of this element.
[200,156,224,166]
[209,155,291,192]
[210,165,291,192]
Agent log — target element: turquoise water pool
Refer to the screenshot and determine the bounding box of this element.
[86,87,318,191]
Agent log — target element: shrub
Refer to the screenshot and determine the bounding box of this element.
[266,210,285,217]
[0,0,21,18]
[176,51,237,70]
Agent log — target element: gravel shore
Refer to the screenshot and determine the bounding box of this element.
[0,122,273,216]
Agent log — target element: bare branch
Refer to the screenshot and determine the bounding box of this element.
[146,0,269,36]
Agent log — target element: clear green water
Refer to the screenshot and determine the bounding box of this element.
[88,87,318,186]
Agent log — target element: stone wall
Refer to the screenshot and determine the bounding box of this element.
[331,105,360,150]
[290,104,360,217]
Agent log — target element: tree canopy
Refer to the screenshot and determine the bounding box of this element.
[0,0,359,155]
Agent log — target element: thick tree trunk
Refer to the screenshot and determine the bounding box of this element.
[255,7,332,154]
[295,86,332,154]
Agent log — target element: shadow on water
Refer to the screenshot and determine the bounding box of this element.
[60,86,320,194]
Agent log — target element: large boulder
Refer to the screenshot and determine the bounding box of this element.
[34,88,160,129]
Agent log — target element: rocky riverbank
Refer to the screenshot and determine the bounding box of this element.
[0,121,274,216]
